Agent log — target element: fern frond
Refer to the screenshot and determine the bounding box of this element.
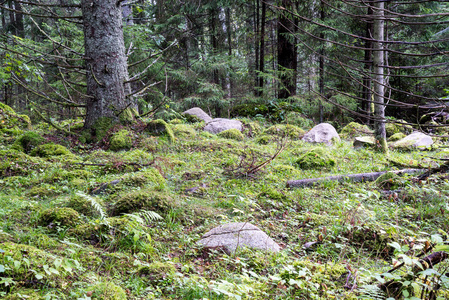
[139,210,163,223]
[75,191,109,226]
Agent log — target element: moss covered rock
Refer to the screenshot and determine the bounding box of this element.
[171,124,197,138]
[294,148,336,170]
[375,172,404,190]
[110,129,133,151]
[255,134,273,145]
[385,120,413,137]
[340,122,373,139]
[86,281,127,300]
[0,149,42,177]
[388,132,406,142]
[28,184,60,198]
[12,131,46,153]
[264,124,305,139]
[138,261,176,282]
[66,194,105,217]
[217,128,244,141]
[39,207,81,228]
[111,189,173,216]
[0,103,32,137]
[146,119,175,142]
[30,143,73,157]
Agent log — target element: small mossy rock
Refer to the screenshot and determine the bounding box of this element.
[302,123,340,145]
[198,222,280,254]
[39,207,81,228]
[385,120,413,137]
[272,164,302,177]
[0,103,32,135]
[242,121,262,137]
[353,136,375,149]
[138,261,176,282]
[375,172,404,190]
[389,132,433,150]
[0,149,42,177]
[93,116,115,142]
[86,282,127,300]
[258,187,288,203]
[217,128,244,141]
[340,122,373,139]
[169,118,184,124]
[388,132,407,142]
[111,189,173,216]
[295,148,336,170]
[264,124,305,139]
[28,184,60,198]
[122,168,165,186]
[110,129,133,151]
[255,134,273,145]
[12,131,46,153]
[183,107,213,123]
[204,118,243,134]
[171,124,197,138]
[30,143,73,157]
[146,119,175,142]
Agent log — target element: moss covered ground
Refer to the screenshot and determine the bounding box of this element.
[1,118,449,299]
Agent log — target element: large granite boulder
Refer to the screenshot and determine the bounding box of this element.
[389,132,433,150]
[203,118,243,135]
[302,123,340,145]
[183,107,213,123]
[198,222,280,254]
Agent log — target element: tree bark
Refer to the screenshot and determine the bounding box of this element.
[373,1,388,153]
[277,0,297,99]
[81,0,136,129]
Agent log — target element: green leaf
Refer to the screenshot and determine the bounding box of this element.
[0,265,5,273]
[435,245,449,253]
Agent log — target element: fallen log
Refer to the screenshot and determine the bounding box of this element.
[286,168,424,188]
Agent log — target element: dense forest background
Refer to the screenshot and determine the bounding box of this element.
[1,0,448,132]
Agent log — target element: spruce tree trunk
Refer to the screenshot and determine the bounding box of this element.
[277,0,297,99]
[373,1,388,153]
[81,0,135,130]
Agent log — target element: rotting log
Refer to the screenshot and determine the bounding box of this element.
[286,169,424,188]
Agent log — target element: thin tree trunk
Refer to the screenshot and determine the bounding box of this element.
[81,0,136,130]
[257,0,266,97]
[319,1,325,123]
[373,1,388,153]
[361,5,373,125]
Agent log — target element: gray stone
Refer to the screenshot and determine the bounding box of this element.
[302,123,340,145]
[203,118,243,134]
[183,107,213,123]
[389,132,433,150]
[353,136,375,149]
[198,222,280,254]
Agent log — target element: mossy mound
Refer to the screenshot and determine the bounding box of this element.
[255,134,273,145]
[258,187,288,203]
[0,103,32,136]
[0,149,42,177]
[12,131,46,153]
[230,103,269,118]
[146,119,175,142]
[217,128,244,141]
[171,124,197,138]
[86,281,127,300]
[110,129,133,151]
[340,122,373,139]
[27,184,60,198]
[388,132,407,142]
[294,148,336,170]
[242,121,262,137]
[264,124,305,139]
[374,172,404,190]
[138,261,176,282]
[39,207,82,228]
[282,112,314,129]
[169,118,184,124]
[121,168,165,186]
[66,194,105,217]
[111,189,173,216]
[385,120,413,137]
[30,143,73,158]
[92,116,115,142]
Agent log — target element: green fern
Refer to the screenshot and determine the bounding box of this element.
[75,191,109,226]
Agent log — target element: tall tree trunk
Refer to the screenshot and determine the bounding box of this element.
[81,0,136,130]
[254,0,260,96]
[225,7,234,99]
[361,5,373,125]
[277,0,297,99]
[318,1,325,123]
[256,0,266,97]
[373,1,388,153]
[209,7,221,117]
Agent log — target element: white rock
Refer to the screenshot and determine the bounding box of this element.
[203,118,243,134]
[302,123,340,145]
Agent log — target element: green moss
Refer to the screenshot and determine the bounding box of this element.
[388,132,406,142]
[0,149,42,177]
[169,118,184,124]
[255,134,272,145]
[122,168,165,186]
[282,112,314,128]
[12,131,46,153]
[138,261,176,282]
[39,207,82,228]
[295,148,336,170]
[28,184,59,198]
[120,107,138,123]
[86,281,127,300]
[264,124,305,139]
[374,172,404,190]
[122,149,153,162]
[0,102,15,114]
[111,189,173,216]
[66,194,105,217]
[110,129,133,151]
[242,121,262,136]
[171,124,197,138]
[258,187,288,202]
[230,103,269,118]
[385,119,413,137]
[30,143,73,157]
[93,116,115,142]
[217,128,244,141]
[340,122,373,139]
[146,119,175,142]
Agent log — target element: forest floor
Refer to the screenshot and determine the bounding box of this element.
[1,114,449,299]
